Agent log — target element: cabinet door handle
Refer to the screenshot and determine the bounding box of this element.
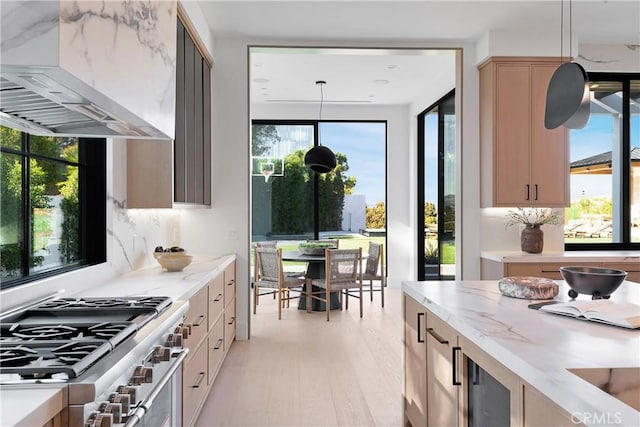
[452,346,462,386]
[227,316,235,326]
[192,315,206,327]
[213,339,223,350]
[525,184,530,200]
[472,360,481,385]
[192,372,206,388]
[534,184,539,200]
[212,293,223,302]
[417,312,425,343]
[426,327,449,344]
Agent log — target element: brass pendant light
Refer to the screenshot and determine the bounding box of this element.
[304,80,337,174]
[544,0,590,130]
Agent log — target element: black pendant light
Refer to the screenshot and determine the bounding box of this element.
[304,80,337,174]
[544,0,590,130]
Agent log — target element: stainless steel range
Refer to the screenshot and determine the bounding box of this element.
[0,295,189,426]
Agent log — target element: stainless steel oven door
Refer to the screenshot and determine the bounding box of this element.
[124,349,187,427]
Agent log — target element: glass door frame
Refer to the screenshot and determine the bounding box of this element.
[417,89,455,281]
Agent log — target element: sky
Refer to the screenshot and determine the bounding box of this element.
[569,114,640,201]
[320,122,387,205]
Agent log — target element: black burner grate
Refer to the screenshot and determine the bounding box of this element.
[34,296,172,312]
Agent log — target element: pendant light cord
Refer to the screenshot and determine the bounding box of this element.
[316,80,326,146]
[560,0,564,62]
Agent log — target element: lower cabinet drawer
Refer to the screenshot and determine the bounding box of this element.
[183,287,208,365]
[208,316,225,385]
[208,274,225,329]
[224,303,236,352]
[183,342,208,427]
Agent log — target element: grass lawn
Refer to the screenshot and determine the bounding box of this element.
[254,235,386,268]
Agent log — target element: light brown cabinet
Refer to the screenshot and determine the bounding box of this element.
[125,139,173,209]
[42,409,67,427]
[482,258,640,282]
[403,296,580,427]
[223,262,236,354]
[523,383,584,426]
[480,57,569,208]
[403,295,427,427]
[425,311,459,427]
[181,259,236,427]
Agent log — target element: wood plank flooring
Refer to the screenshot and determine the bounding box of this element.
[196,287,403,427]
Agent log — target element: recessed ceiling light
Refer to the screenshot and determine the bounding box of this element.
[368,94,376,98]
[386,65,397,70]
[253,78,269,83]
[374,79,389,85]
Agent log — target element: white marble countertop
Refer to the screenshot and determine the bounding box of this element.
[481,250,640,263]
[0,385,67,426]
[402,279,640,427]
[0,254,235,426]
[70,254,236,301]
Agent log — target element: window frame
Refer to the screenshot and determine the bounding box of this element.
[0,131,106,289]
[564,72,639,251]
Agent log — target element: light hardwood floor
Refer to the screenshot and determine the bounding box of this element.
[196,286,403,427]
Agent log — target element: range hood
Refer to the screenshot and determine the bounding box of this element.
[0,1,176,139]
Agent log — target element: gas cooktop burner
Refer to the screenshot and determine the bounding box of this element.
[33,296,172,312]
[1,322,137,343]
[0,341,111,378]
[0,296,173,381]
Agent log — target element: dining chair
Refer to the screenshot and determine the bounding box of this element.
[253,241,279,305]
[254,247,306,319]
[306,248,362,321]
[361,242,385,307]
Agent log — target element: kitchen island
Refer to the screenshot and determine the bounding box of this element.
[402,279,640,427]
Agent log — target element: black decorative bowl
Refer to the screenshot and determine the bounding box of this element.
[560,266,627,300]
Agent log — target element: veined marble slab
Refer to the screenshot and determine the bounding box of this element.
[1,0,177,138]
[402,279,640,427]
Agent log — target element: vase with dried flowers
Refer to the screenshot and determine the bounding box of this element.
[505,208,560,253]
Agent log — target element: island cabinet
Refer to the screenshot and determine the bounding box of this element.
[403,294,427,427]
[479,56,569,208]
[403,299,582,427]
[181,259,236,427]
[425,311,459,427]
[523,383,580,427]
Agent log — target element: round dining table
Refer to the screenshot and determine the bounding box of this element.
[281,250,340,311]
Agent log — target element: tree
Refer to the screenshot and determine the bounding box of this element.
[424,202,437,225]
[252,124,281,156]
[257,149,354,235]
[366,202,386,228]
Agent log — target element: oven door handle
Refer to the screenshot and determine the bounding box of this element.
[123,348,189,427]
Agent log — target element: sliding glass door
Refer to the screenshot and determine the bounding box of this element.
[417,90,456,280]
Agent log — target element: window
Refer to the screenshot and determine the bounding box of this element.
[0,126,106,288]
[250,120,387,252]
[565,74,639,250]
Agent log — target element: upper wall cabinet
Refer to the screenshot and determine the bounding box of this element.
[126,139,173,209]
[479,57,569,208]
[175,13,212,206]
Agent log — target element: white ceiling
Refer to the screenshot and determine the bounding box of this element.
[196,1,640,105]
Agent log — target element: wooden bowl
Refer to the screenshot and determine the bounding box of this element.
[154,252,193,272]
